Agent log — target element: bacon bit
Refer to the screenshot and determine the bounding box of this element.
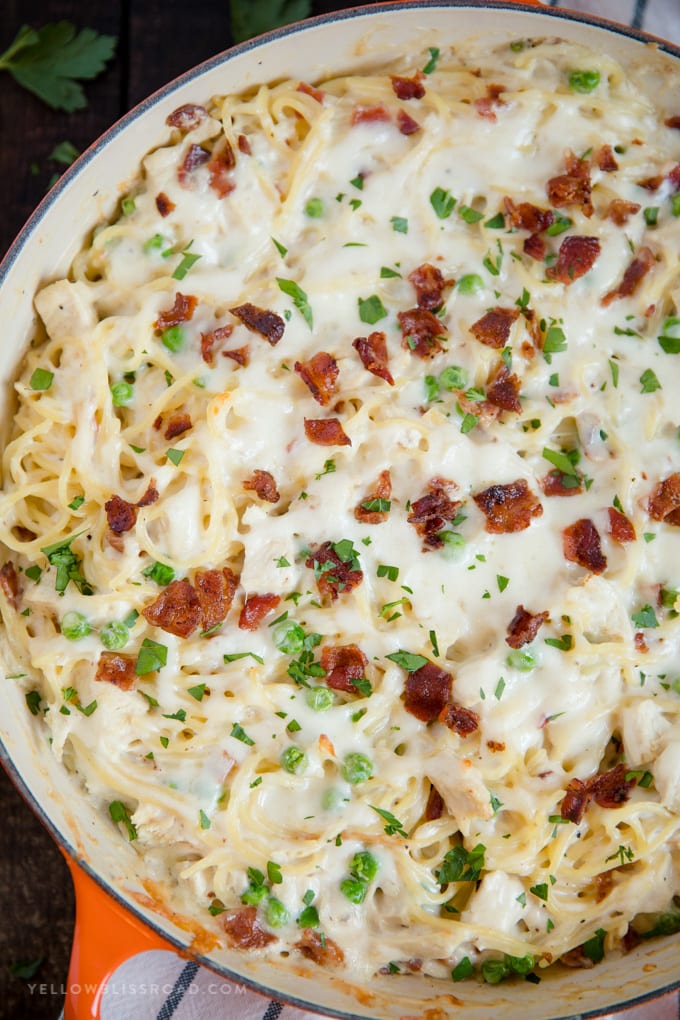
[304,418,351,446]
[541,470,583,497]
[223,906,276,950]
[404,662,452,722]
[474,479,543,534]
[595,871,614,902]
[563,518,607,573]
[397,109,421,136]
[178,143,210,186]
[352,331,394,385]
[294,352,339,406]
[622,926,641,953]
[589,763,635,808]
[665,115,680,129]
[560,946,595,969]
[0,562,20,609]
[634,631,649,653]
[154,292,197,331]
[408,263,447,310]
[487,740,506,752]
[425,784,444,821]
[474,83,505,120]
[601,246,655,306]
[164,413,192,440]
[137,482,159,508]
[503,197,554,233]
[230,303,285,345]
[506,604,549,648]
[105,494,138,535]
[608,507,636,544]
[524,233,546,261]
[546,236,601,285]
[391,74,425,100]
[297,81,325,103]
[438,701,480,736]
[354,469,392,524]
[398,307,447,358]
[94,652,136,690]
[320,643,368,693]
[207,140,236,198]
[351,103,391,125]
[306,542,363,601]
[486,364,522,413]
[597,145,619,172]
[546,150,593,217]
[223,345,250,367]
[166,104,207,132]
[637,174,664,191]
[648,473,680,524]
[606,199,641,226]
[296,928,344,965]
[243,470,280,503]
[195,567,238,632]
[521,308,542,357]
[469,307,519,349]
[668,164,680,191]
[407,477,461,550]
[155,192,175,217]
[318,733,336,758]
[143,579,201,638]
[560,777,589,823]
[200,324,233,365]
[238,593,281,631]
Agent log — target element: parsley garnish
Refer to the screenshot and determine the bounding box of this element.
[135,638,168,675]
[277,277,313,328]
[422,46,440,74]
[29,367,54,391]
[390,216,408,233]
[370,805,408,838]
[109,800,137,841]
[40,532,93,595]
[230,0,312,42]
[224,651,265,664]
[385,650,428,672]
[437,843,486,883]
[172,242,201,280]
[430,187,456,219]
[358,294,387,324]
[231,722,255,745]
[640,368,661,393]
[631,604,659,628]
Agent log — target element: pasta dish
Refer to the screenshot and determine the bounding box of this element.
[1,35,680,986]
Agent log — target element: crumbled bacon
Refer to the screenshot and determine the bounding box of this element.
[397,110,421,135]
[351,104,391,125]
[487,740,506,752]
[474,83,505,120]
[637,174,664,191]
[105,494,138,535]
[296,928,344,965]
[201,324,233,365]
[541,470,583,497]
[635,631,649,653]
[320,643,368,693]
[589,763,635,808]
[601,246,655,306]
[354,469,392,524]
[546,150,593,217]
[397,307,447,358]
[166,104,208,132]
[137,482,159,508]
[154,292,197,331]
[143,579,202,638]
[352,331,394,385]
[597,145,619,172]
[563,518,607,573]
[524,233,546,261]
[469,307,519,348]
[560,946,595,969]
[155,192,175,217]
[505,604,549,648]
[237,134,251,155]
[223,345,250,367]
[230,303,284,345]
[560,778,590,823]
[195,567,238,632]
[667,164,680,191]
[0,562,20,609]
[207,139,236,198]
[546,236,601,284]
[648,473,680,524]
[223,906,276,950]
[306,542,363,600]
[304,418,351,446]
[503,197,554,233]
[178,143,210,185]
[665,115,680,129]
[608,507,636,544]
[94,652,136,690]
[297,81,325,103]
[391,74,425,100]
[164,413,192,440]
[606,199,641,226]
[473,479,543,534]
[438,701,480,736]
[408,263,447,310]
[407,477,461,549]
[238,593,281,631]
[594,870,614,902]
[425,784,444,821]
[404,662,452,722]
[486,365,522,413]
[294,352,339,405]
[243,470,280,503]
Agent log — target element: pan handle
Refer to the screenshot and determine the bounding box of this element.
[63,855,172,1020]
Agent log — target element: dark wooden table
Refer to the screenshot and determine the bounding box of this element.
[0,3,370,1016]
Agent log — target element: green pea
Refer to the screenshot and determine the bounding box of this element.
[340,877,368,903]
[457,274,484,295]
[568,69,600,93]
[100,621,130,650]
[273,620,305,655]
[161,325,185,352]
[321,787,346,811]
[350,850,379,883]
[439,365,468,390]
[281,745,307,775]
[61,611,91,641]
[341,752,373,785]
[110,381,134,407]
[439,531,466,560]
[264,897,290,928]
[506,647,538,671]
[304,197,324,218]
[305,687,334,711]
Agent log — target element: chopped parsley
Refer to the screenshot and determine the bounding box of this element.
[276,277,313,329]
[358,294,387,324]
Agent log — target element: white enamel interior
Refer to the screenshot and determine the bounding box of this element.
[1,4,679,1018]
